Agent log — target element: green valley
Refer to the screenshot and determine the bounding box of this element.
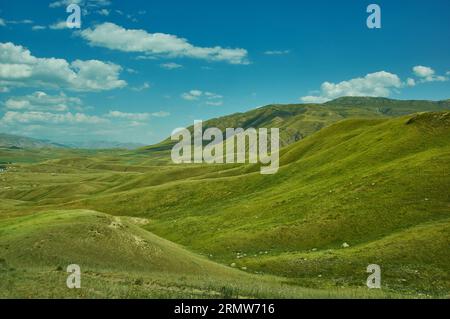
[0,98,449,298]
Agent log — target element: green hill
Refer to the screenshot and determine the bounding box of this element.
[0,209,397,298]
[1,110,448,297]
[141,97,450,154]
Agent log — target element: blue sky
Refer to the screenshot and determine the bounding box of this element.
[0,0,449,144]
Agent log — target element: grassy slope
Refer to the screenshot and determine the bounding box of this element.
[0,209,396,298]
[140,97,450,154]
[1,111,448,297]
[78,112,449,294]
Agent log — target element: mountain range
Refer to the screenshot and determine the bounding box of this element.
[0,133,144,150]
[143,97,450,153]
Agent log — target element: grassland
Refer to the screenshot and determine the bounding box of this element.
[0,101,449,298]
[0,209,402,298]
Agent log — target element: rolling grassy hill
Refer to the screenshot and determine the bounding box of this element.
[44,112,447,295]
[0,209,397,298]
[141,97,450,155]
[0,99,449,298]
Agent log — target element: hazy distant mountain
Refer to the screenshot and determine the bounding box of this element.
[63,141,145,150]
[0,133,144,150]
[0,133,67,149]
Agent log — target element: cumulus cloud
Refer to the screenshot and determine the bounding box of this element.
[300,95,330,104]
[0,98,168,144]
[412,65,447,83]
[0,42,126,92]
[0,103,169,138]
[80,23,249,65]
[4,91,82,112]
[0,107,169,141]
[1,111,106,125]
[406,78,416,87]
[300,71,403,103]
[181,90,223,105]
[160,62,183,70]
[49,21,68,30]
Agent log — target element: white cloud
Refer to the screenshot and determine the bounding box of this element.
[0,106,169,143]
[413,65,434,78]
[264,50,290,55]
[300,71,403,103]
[49,21,68,30]
[135,55,158,61]
[80,23,249,65]
[182,90,203,100]
[107,110,170,120]
[0,19,35,26]
[205,101,223,106]
[4,91,82,112]
[0,42,126,92]
[49,0,110,8]
[150,111,170,117]
[160,62,183,70]
[98,9,110,16]
[6,19,33,25]
[32,25,46,31]
[126,14,138,23]
[126,68,138,74]
[300,96,330,104]
[1,111,106,125]
[204,92,223,99]
[181,90,223,105]
[131,82,151,91]
[107,111,150,121]
[49,0,81,7]
[406,78,416,87]
[412,65,447,83]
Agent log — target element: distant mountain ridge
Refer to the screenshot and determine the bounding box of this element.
[0,133,67,149]
[0,133,144,150]
[63,141,145,150]
[142,96,450,152]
